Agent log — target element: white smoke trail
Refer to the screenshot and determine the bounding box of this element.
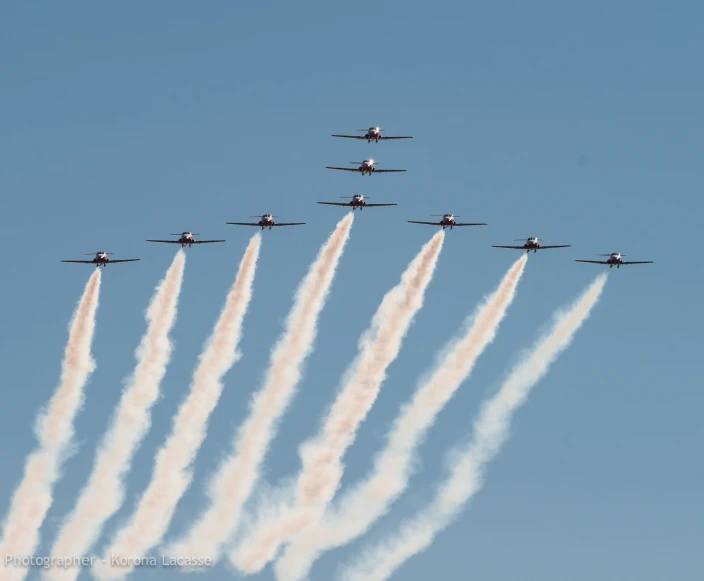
[0,270,101,581]
[339,274,607,581]
[91,235,261,581]
[276,254,527,581]
[97,214,352,579]
[232,231,445,574]
[44,252,186,581]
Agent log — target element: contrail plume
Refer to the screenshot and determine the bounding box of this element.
[44,252,186,581]
[92,235,261,581]
[232,231,445,575]
[339,274,607,581]
[276,254,527,581]
[99,214,352,579]
[0,270,101,581]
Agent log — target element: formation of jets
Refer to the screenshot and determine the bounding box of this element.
[61,125,653,270]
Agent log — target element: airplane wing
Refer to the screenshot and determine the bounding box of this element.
[326,167,359,172]
[491,245,525,250]
[364,203,398,207]
[109,259,141,264]
[621,261,654,265]
[227,222,263,226]
[317,202,352,207]
[331,134,366,140]
[374,169,407,173]
[146,240,182,244]
[408,221,441,226]
[191,240,226,244]
[379,136,414,140]
[61,260,97,264]
[271,222,306,227]
[575,260,609,264]
[537,245,571,249]
[453,222,488,226]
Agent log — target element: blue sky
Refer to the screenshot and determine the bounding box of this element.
[1,2,702,580]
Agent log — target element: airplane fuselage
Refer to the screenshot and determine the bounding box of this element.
[177,233,196,247]
[258,215,276,230]
[364,127,382,143]
[349,195,368,209]
[92,252,110,267]
[439,214,456,229]
[606,254,624,267]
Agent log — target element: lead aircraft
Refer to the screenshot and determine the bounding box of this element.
[317,194,396,210]
[575,252,653,268]
[227,214,306,230]
[408,213,487,230]
[61,252,140,267]
[147,232,225,248]
[492,237,571,253]
[331,126,414,144]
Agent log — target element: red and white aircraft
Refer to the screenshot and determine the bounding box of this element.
[317,194,397,211]
[331,126,414,144]
[575,252,654,268]
[226,214,306,230]
[326,159,406,176]
[147,232,225,248]
[492,237,571,253]
[61,252,140,267]
[408,214,487,230]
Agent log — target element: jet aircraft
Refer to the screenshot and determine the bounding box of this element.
[575,252,654,268]
[492,237,571,253]
[331,126,414,144]
[61,252,140,267]
[226,214,306,230]
[147,232,225,248]
[408,214,487,230]
[325,159,406,176]
[317,194,396,210]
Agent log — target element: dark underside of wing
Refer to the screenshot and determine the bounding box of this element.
[331,135,365,140]
[272,222,306,226]
[109,259,140,263]
[380,136,414,140]
[454,222,488,226]
[408,221,440,226]
[374,169,407,173]
[317,202,350,207]
[491,246,525,249]
[365,203,397,207]
[61,260,96,264]
[146,240,181,244]
[538,245,571,249]
[575,260,608,264]
[226,222,262,226]
[622,261,654,264]
[325,167,359,172]
[192,240,226,243]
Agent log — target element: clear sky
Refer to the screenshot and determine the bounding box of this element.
[1,2,702,580]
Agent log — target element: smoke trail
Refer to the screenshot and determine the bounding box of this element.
[0,271,101,581]
[276,254,527,581]
[339,274,607,581]
[44,252,186,581]
[97,214,352,579]
[232,231,445,574]
[91,235,261,581]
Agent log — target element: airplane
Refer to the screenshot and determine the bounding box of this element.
[146,232,225,248]
[492,237,571,253]
[575,252,654,268]
[325,159,406,176]
[226,214,306,230]
[331,127,414,144]
[61,252,140,267]
[408,214,487,230]
[317,194,397,211]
